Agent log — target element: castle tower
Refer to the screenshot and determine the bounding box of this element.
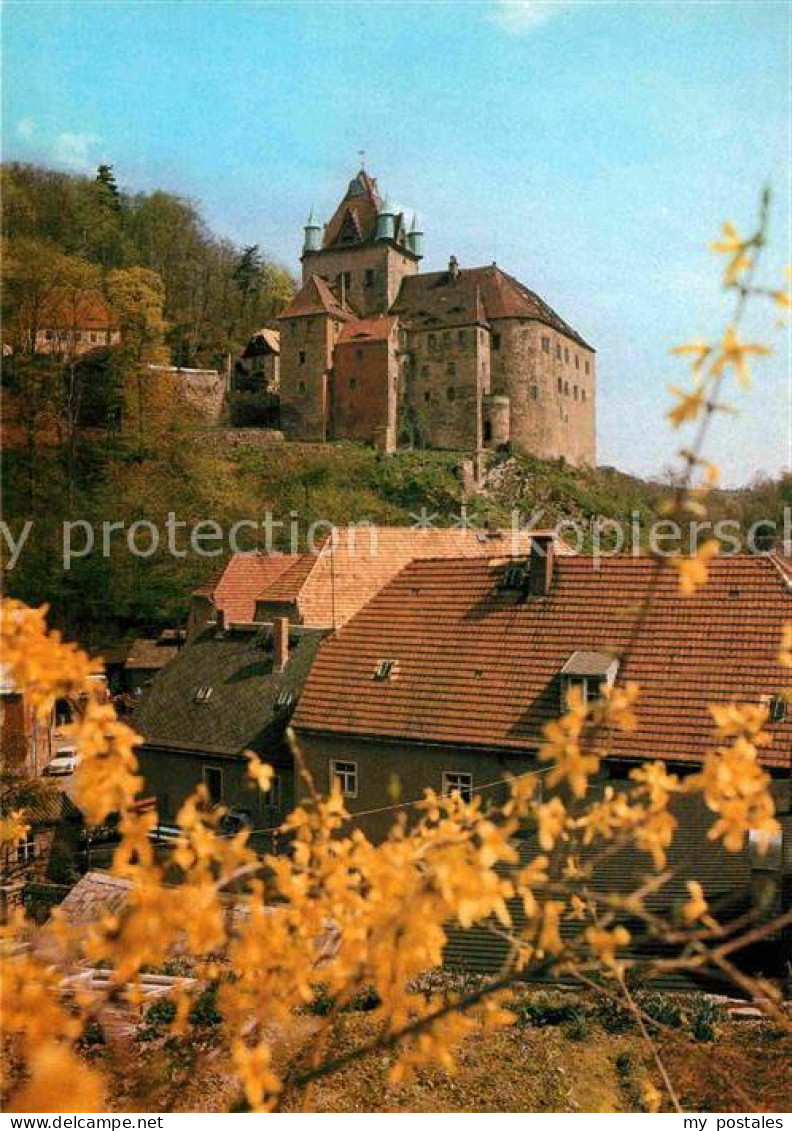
[300,169,421,318]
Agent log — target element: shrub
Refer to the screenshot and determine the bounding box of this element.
[513,990,586,1028]
[77,1020,105,1049]
[594,994,634,1033]
[635,991,685,1030]
[189,983,223,1028]
[563,1011,591,1041]
[691,997,723,1043]
[137,997,177,1041]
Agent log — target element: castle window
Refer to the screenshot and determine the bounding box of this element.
[428,333,437,350]
[424,391,431,402]
[443,331,451,348]
[364,269,375,288]
[446,387,456,401]
[457,330,466,346]
[573,386,579,400]
[585,360,590,375]
[343,272,352,291]
[422,364,430,379]
[542,336,550,353]
[557,377,563,394]
[492,332,502,351]
[555,343,561,359]
[575,354,580,370]
[564,381,569,396]
[564,348,569,363]
[446,361,457,377]
[299,350,306,366]
[349,377,358,391]
[483,420,492,443]
[298,380,307,394]
[582,389,587,401]
[356,349,363,360]
[530,385,539,401]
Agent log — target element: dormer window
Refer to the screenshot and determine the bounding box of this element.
[374,659,397,681]
[760,693,787,724]
[275,688,296,716]
[560,652,619,708]
[499,563,527,590]
[194,686,214,703]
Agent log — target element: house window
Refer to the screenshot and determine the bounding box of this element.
[364,269,375,288]
[275,689,296,716]
[457,330,466,346]
[298,380,307,394]
[422,364,430,379]
[75,331,82,342]
[766,694,787,723]
[442,771,473,802]
[563,675,604,707]
[542,336,550,353]
[492,332,501,351]
[443,331,451,347]
[349,377,358,391]
[447,387,456,401]
[203,766,223,804]
[331,759,358,797]
[446,361,457,377]
[299,350,306,366]
[45,329,53,341]
[424,391,431,402]
[260,772,282,811]
[374,659,397,681]
[16,834,36,863]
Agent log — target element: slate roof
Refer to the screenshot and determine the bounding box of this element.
[279,275,357,321]
[21,786,82,827]
[125,636,180,673]
[133,623,328,757]
[293,554,792,770]
[60,871,132,925]
[390,263,592,348]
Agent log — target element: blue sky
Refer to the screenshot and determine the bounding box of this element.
[3,0,790,485]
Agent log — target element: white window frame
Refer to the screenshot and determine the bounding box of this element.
[330,759,358,798]
[442,771,473,803]
[748,827,783,872]
[16,833,37,863]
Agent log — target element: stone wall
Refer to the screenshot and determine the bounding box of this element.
[332,333,399,452]
[490,321,596,465]
[279,315,337,441]
[301,243,418,317]
[402,323,489,450]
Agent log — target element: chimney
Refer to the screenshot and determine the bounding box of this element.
[527,534,555,597]
[448,255,460,281]
[273,616,289,672]
[213,607,225,635]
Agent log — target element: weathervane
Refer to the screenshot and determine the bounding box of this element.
[358,148,366,171]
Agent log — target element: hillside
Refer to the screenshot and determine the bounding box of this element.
[3,429,789,651]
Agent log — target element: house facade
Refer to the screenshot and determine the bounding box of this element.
[291,540,792,975]
[278,169,596,463]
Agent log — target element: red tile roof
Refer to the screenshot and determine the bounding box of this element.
[293,554,792,770]
[294,526,562,630]
[38,287,118,331]
[194,553,307,625]
[323,170,382,249]
[337,316,397,344]
[391,264,592,348]
[279,275,356,321]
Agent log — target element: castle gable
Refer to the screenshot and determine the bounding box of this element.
[279,275,356,321]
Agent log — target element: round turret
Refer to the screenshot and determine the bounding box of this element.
[406,213,424,258]
[375,197,396,242]
[303,208,322,253]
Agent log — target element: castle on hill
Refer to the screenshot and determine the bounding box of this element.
[278,169,596,463]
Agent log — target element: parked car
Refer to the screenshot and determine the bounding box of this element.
[44,747,80,776]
